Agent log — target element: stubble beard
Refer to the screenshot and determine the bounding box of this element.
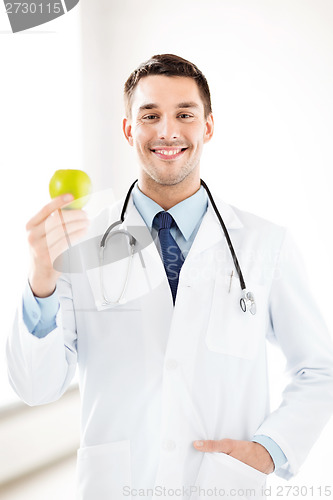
[140,146,200,187]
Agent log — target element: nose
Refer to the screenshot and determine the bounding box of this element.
[157,116,180,141]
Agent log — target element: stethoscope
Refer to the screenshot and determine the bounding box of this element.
[99,179,256,314]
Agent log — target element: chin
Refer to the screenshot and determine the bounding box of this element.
[148,169,192,187]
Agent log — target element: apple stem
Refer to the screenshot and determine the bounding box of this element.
[58,209,72,248]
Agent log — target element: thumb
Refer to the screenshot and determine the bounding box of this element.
[193,438,235,453]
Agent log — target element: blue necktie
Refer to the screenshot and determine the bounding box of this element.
[154,211,184,304]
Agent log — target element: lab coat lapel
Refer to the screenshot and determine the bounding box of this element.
[185,195,243,261]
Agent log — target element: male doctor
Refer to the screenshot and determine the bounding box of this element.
[7,54,333,499]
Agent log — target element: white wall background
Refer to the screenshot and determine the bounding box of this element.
[0,0,332,497]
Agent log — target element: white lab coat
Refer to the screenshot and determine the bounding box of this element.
[7,191,333,500]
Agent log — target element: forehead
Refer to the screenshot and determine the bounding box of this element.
[130,75,204,115]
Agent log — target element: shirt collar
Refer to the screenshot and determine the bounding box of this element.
[132,182,208,241]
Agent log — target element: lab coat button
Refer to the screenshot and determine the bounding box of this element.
[165,359,178,370]
[162,439,176,451]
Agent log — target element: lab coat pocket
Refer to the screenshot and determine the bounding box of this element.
[190,452,267,499]
[205,272,268,359]
[76,440,131,500]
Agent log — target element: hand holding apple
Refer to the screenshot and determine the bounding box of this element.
[26,170,92,298]
[26,195,90,297]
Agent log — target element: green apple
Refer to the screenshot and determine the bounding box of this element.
[49,169,92,209]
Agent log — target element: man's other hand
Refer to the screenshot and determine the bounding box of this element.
[193,438,274,475]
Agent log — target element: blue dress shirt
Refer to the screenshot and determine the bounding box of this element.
[22,181,287,470]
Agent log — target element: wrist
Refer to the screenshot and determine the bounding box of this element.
[28,267,59,298]
[253,442,275,474]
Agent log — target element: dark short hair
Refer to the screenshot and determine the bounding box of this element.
[124,54,212,119]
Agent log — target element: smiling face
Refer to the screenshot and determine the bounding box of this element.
[123,75,214,190]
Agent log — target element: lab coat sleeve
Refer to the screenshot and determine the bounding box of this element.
[254,229,333,480]
[6,273,77,406]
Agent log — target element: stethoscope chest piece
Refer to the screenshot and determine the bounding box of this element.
[240,290,257,315]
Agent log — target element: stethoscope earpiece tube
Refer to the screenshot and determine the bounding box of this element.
[200,179,246,291]
[200,179,256,315]
[120,179,139,222]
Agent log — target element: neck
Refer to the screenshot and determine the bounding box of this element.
[138,172,201,210]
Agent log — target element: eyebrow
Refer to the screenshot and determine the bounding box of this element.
[177,102,200,110]
[138,101,200,113]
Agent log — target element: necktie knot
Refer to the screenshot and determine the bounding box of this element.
[155,211,174,230]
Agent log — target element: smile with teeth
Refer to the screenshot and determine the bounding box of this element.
[151,148,188,159]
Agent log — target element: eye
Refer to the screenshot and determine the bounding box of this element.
[178,113,192,119]
[142,114,158,120]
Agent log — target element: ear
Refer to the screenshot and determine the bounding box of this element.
[203,113,214,144]
[123,117,134,146]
